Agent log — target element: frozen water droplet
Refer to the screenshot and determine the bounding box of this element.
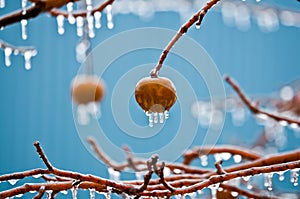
[220,152,231,161]
[32,174,42,179]
[60,190,68,195]
[163,167,171,177]
[24,50,34,70]
[4,47,12,66]
[242,175,251,182]
[173,168,181,174]
[197,189,203,196]
[104,187,112,199]
[56,15,65,35]
[71,186,78,199]
[231,191,239,197]
[108,167,120,181]
[247,182,253,190]
[21,19,27,40]
[76,16,84,37]
[200,155,208,166]
[0,0,5,8]
[94,11,102,29]
[15,193,23,198]
[256,113,268,120]
[264,173,273,191]
[67,2,75,24]
[277,171,285,181]
[279,120,288,127]
[29,190,37,193]
[290,169,299,186]
[89,188,96,199]
[8,179,18,185]
[233,154,242,163]
[280,86,294,101]
[21,0,27,15]
[106,5,114,29]
[290,123,299,129]
[195,24,200,29]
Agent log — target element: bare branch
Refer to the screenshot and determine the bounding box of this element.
[32,186,45,199]
[34,141,54,171]
[214,160,226,175]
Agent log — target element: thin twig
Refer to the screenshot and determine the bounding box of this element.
[214,160,226,175]
[34,141,54,171]
[155,162,175,192]
[150,0,220,77]
[225,76,300,126]
[32,186,45,199]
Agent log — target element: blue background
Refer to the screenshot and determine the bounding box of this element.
[0,0,300,198]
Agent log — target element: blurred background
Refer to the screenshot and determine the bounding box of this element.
[0,0,300,198]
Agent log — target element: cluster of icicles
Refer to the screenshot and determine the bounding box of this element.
[56,1,114,38]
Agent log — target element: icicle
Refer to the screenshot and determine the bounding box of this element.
[46,190,53,199]
[76,17,84,37]
[106,4,114,29]
[173,168,182,174]
[67,2,75,24]
[8,179,18,185]
[29,190,37,193]
[24,50,36,70]
[159,112,164,123]
[277,171,285,181]
[21,19,27,40]
[199,155,208,166]
[146,112,154,127]
[264,173,273,191]
[153,112,158,124]
[77,104,89,125]
[104,187,112,199]
[0,0,5,8]
[208,184,219,199]
[279,120,288,127]
[94,11,102,29]
[290,169,299,186]
[242,175,251,182]
[88,15,95,38]
[164,110,169,119]
[21,0,27,15]
[71,186,78,199]
[108,167,120,181]
[4,47,12,66]
[233,154,242,163]
[89,188,96,199]
[56,15,65,35]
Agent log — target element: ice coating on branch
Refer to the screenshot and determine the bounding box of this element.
[106,4,114,29]
[21,19,27,40]
[56,15,65,35]
[32,174,42,179]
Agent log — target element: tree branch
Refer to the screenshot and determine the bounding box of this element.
[150,0,220,77]
[225,76,300,126]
